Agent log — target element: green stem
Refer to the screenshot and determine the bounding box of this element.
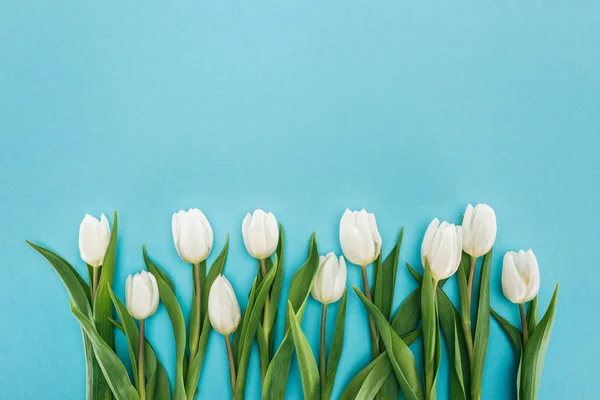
[519,303,529,347]
[225,334,236,400]
[92,266,100,302]
[138,319,146,400]
[360,265,379,358]
[260,259,271,341]
[320,303,328,398]
[190,262,202,356]
[463,256,477,362]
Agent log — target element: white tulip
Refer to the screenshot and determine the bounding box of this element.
[311,253,347,305]
[502,250,540,304]
[421,218,463,281]
[339,209,382,267]
[126,271,160,320]
[462,203,497,258]
[242,209,279,260]
[208,275,242,335]
[79,214,111,268]
[172,208,214,264]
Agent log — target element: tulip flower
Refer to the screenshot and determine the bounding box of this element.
[462,203,497,315]
[125,270,160,400]
[502,250,540,304]
[339,209,382,267]
[242,209,279,262]
[502,249,540,346]
[339,208,381,358]
[421,218,463,282]
[172,208,214,264]
[79,213,111,300]
[172,208,214,355]
[208,275,241,397]
[311,253,347,305]
[462,203,497,258]
[311,253,347,394]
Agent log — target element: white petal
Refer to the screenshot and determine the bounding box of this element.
[502,252,527,303]
[421,218,440,266]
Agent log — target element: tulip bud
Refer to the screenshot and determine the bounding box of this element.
[208,275,242,335]
[172,208,214,264]
[339,209,382,267]
[311,253,347,305]
[502,250,540,304]
[462,203,497,258]
[242,209,279,260]
[79,214,111,268]
[126,271,160,320]
[421,218,463,281]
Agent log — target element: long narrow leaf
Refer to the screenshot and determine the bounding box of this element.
[143,250,187,400]
[341,330,421,400]
[185,238,229,399]
[519,285,559,400]
[354,287,424,400]
[263,234,319,400]
[71,301,139,400]
[527,296,539,336]
[235,258,278,400]
[471,250,492,400]
[287,302,320,399]
[421,267,439,399]
[490,308,522,361]
[323,291,347,400]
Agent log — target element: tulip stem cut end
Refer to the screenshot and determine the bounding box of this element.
[360,265,379,358]
[224,334,236,400]
[320,303,328,399]
[138,319,146,400]
[519,303,529,347]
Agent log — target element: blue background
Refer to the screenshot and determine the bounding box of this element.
[1,2,599,399]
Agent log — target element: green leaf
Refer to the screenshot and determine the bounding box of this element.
[233,279,258,364]
[437,290,469,400]
[490,308,522,362]
[471,249,492,400]
[406,262,448,289]
[235,257,278,400]
[527,296,539,336]
[27,241,92,316]
[185,238,229,399]
[405,265,470,400]
[346,352,392,400]
[353,287,424,400]
[94,212,118,349]
[519,284,559,400]
[373,228,403,322]
[108,287,141,387]
[341,330,420,400]
[188,260,205,356]
[26,241,105,399]
[421,267,439,399]
[323,291,347,400]
[111,319,171,400]
[258,226,285,381]
[287,302,320,399]
[143,250,187,400]
[266,224,285,337]
[391,288,421,337]
[263,234,320,400]
[70,301,139,400]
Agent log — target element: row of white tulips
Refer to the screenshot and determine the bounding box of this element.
[76,203,546,400]
[78,203,540,345]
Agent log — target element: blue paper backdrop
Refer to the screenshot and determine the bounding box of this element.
[1,2,599,399]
